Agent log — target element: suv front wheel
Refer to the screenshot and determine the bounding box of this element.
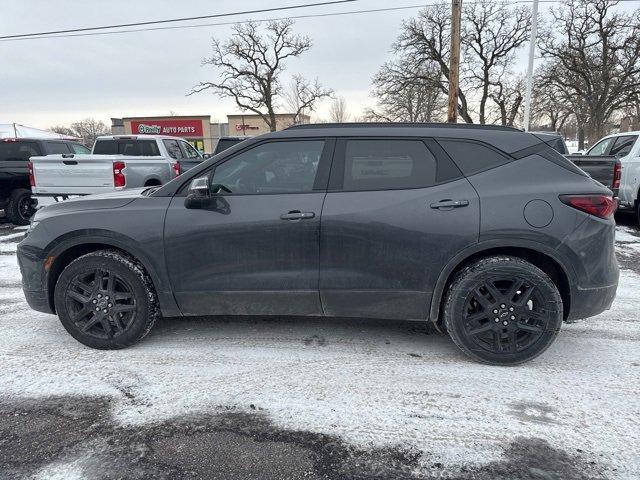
[443,256,563,365]
[54,250,159,349]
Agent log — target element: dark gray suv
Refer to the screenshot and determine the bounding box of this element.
[17,123,619,364]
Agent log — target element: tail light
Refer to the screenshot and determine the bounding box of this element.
[613,162,621,190]
[559,194,617,219]
[27,161,35,187]
[113,161,126,188]
[171,162,181,177]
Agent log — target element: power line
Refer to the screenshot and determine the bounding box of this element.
[1,0,639,43]
[0,4,428,42]
[0,0,359,40]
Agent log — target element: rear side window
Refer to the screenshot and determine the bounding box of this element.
[341,140,438,191]
[609,135,637,157]
[94,139,160,156]
[438,139,511,175]
[45,142,72,154]
[0,140,42,161]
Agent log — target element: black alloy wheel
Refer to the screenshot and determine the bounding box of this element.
[64,268,137,339]
[461,276,551,354]
[54,250,159,349]
[443,256,563,365]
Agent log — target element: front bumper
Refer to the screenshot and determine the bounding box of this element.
[16,243,54,314]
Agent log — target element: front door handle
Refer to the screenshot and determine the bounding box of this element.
[430,199,470,210]
[280,210,316,220]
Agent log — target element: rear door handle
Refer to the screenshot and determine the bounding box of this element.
[280,210,316,220]
[430,199,470,210]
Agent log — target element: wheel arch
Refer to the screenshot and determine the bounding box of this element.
[44,231,179,316]
[143,177,162,187]
[429,242,574,326]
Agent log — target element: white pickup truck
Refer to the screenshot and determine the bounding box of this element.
[30,135,203,208]
[575,131,640,224]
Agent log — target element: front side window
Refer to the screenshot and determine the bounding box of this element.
[180,141,202,159]
[609,135,637,157]
[587,137,613,156]
[342,140,438,191]
[163,139,182,159]
[71,143,90,154]
[211,140,324,194]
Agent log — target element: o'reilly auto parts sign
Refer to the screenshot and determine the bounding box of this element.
[130,119,203,137]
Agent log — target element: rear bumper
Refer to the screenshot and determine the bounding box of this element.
[567,282,618,321]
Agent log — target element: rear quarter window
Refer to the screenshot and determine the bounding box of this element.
[437,139,512,175]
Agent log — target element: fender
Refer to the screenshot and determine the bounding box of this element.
[427,238,577,323]
[44,228,181,317]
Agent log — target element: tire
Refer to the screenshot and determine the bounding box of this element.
[636,199,640,228]
[54,250,159,349]
[6,188,35,225]
[443,256,563,365]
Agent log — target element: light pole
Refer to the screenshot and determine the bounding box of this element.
[523,0,540,131]
[447,0,462,123]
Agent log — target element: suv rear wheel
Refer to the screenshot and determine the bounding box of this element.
[6,188,36,225]
[54,250,159,349]
[443,256,563,365]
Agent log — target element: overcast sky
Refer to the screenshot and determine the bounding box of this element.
[1,0,636,129]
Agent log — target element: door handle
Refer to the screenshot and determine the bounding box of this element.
[430,199,470,210]
[280,210,316,220]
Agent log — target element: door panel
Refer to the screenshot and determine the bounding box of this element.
[163,138,333,317]
[164,193,325,316]
[320,178,479,320]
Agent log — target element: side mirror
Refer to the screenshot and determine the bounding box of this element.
[184,176,210,209]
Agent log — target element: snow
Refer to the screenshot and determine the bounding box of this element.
[0,222,639,478]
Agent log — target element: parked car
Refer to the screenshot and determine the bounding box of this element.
[213,136,251,155]
[530,131,621,196]
[0,137,90,225]
[30,135,202,209]
[572,132,639,223]
[18,123,618,365]
[530,131,569,154]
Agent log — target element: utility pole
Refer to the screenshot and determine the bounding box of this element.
[523,0,539,131]
[447,0,462,123]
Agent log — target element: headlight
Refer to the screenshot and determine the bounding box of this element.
[27,220,40,233]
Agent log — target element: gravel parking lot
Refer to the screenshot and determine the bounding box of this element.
[0,217,638,480]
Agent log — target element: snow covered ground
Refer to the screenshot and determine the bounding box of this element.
[0,218,638,479]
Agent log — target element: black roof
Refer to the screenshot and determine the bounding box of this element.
[287,122,521,132]
[270,122,539,154]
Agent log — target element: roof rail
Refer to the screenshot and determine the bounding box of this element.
[286,122,522,132]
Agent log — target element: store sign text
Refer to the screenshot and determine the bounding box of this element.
[131,119,203,137]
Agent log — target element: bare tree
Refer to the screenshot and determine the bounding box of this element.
[392,0,530,124]
[50,118,109,145]
[49,125,76,137]
[190,20,330,132]
[71,118,109,146]
[489,75,525,126]
[366,60,445,122]
[532,63,574,131]
[538,0,640,144]
[284,75,333,125]
[328,97,350,123]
